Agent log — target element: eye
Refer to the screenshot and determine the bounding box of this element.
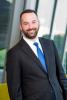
[32,20,38,24]
[32,21,36,23]
[23,22,28,25]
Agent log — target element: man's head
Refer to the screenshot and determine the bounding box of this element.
[20,9,40,39]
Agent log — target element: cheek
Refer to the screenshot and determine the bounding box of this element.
[20,26,27,31]
[34,23,39,28]
[23,25,29,30]
[35,25,39,30]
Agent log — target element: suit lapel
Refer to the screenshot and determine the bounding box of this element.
[18,37,52,74]
[19,38,47,73]
[39,38,52,73]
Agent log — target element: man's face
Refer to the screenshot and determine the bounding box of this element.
[20,12,40,39]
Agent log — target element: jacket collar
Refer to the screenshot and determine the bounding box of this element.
[19,37,50,74]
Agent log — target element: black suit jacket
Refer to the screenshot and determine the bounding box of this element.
[6,37,67,100]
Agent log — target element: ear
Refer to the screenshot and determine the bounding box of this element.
[37,19,40,28]
[20,24,22,31]
[38,20,40,27]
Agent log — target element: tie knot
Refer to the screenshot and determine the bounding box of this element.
[33,42,38,47]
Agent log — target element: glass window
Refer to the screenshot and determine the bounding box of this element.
[62,36,67,74]
[37,0,54,38]
[0,0,14,69]
[50,0,67,73]
[0,0,14,82]
[36,0,67,73]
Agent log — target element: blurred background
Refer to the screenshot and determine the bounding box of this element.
[0,0,67,83]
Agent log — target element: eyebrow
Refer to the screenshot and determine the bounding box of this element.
[23,19,38,23]
[32,19,39,23]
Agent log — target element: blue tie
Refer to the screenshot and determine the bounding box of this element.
[34,42,47,72]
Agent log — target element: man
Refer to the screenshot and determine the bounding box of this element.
[6,9,67,100]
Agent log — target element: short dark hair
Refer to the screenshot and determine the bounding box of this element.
[20,9,37,19]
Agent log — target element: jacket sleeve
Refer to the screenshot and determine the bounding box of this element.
[52,41,67,100]
[6,50,23,100]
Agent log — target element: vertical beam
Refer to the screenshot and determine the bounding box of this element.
[62,26,67,73]
[62,26,67,61]
[25,0,36,10]
[49,0,57,39]
[9,0,25,49]
[35,0,39,12]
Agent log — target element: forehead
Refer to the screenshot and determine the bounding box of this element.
[21,13,38,21]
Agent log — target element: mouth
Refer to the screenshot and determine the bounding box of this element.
[27,28,36,31]
[29,32,35,36]
[27,30,36,35]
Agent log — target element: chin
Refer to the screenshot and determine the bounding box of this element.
[30,35,37,39]
[25,33,37,39]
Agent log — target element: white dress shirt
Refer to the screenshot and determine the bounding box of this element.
[23,36,43,57]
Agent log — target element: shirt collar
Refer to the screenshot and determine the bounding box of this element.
[23,35,40,46]
[23,35,43,55]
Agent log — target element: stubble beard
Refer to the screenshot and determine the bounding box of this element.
[22,28,39,39]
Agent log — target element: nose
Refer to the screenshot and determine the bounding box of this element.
[29,23,33,29]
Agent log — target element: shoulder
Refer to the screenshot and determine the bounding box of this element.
[39,37,54,44]
[7,40,23,59]
[7,43,19,54]
[7,37,24,54]
[39,37,57,51]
